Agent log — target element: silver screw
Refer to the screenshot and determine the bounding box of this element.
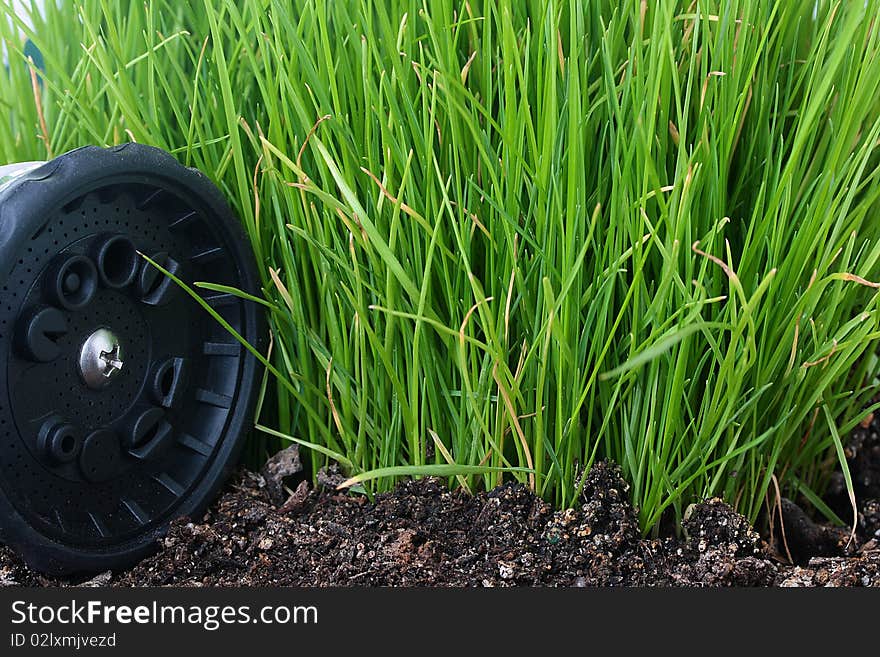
[79,328,125,389]
[99,344,124,378]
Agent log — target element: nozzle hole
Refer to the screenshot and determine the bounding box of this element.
[96,235,138,288]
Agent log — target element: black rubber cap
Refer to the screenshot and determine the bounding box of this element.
[0,144,266,575]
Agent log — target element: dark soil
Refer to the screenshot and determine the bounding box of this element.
[3,413,880,587]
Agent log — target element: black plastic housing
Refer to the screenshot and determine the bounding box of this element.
[0,144,266,575]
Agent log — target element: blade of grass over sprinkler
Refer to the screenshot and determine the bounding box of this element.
[137,252,343,453]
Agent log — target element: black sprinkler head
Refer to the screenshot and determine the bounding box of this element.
[0,144,266,575]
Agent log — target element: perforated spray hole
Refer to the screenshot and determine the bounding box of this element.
[50,254,98,310]
[60,434,76,454]
[95,235,138,288]
[159,367,174,398]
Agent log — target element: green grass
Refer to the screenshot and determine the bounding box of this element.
[3,0,880,532]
